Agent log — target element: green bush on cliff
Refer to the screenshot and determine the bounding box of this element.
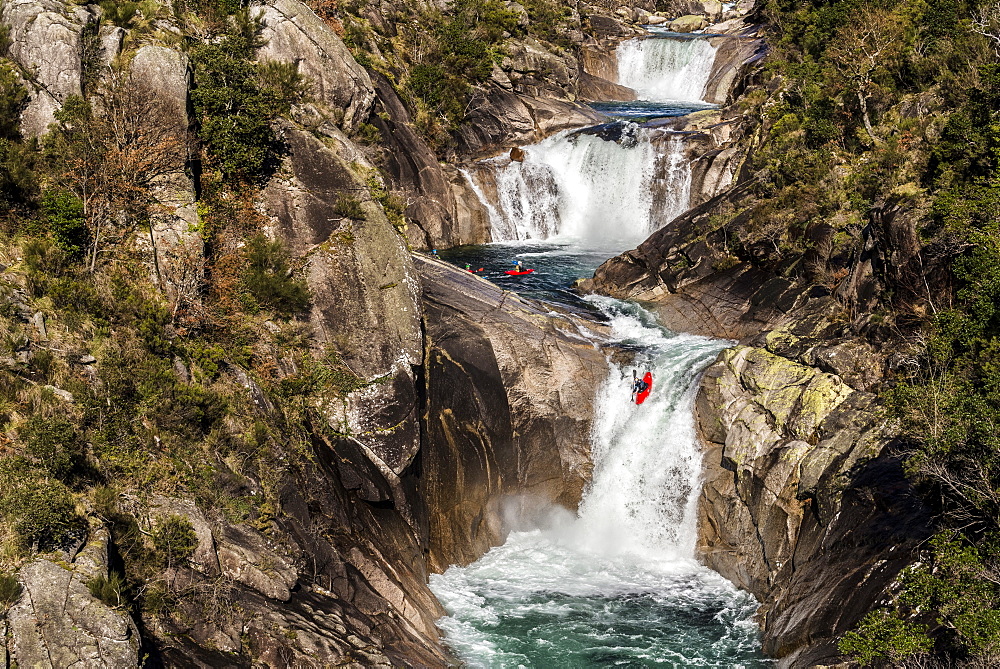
[838,609,933,665]
[241,235,310,316]
[0,458,84,550]
[191,11,307,183]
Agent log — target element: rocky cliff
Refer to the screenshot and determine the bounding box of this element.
[0,0,629,665]
[418,256,610,571]
[696,345,931,667]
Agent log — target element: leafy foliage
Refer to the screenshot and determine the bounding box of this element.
[190,11,307,183]
[151,515,197,568]
[241,236,310,316]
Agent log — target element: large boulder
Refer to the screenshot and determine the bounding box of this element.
[696,346,931,666]
[703,27,768,105]
[146,492,449,666]
[454,83,605,158]
[253,0,374,131]
[669,14,709,32]
[1,0,95,137]
[418,255,610,570]
[7,525,141,668]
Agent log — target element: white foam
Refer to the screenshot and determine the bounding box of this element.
[617,37,719,103]
[430,297,758,665]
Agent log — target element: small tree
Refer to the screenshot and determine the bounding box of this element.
[826,4,905,142]
[44,68,187,271]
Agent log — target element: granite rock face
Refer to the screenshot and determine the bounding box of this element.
[369,74,493,250]
[254,0,375,131]
[7,525,141,668]
[1,0,95,137]
[261,121,423,483]
[418,255,611,570]
[696,346,931,667]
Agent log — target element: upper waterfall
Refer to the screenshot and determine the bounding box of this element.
[617,36,718,103]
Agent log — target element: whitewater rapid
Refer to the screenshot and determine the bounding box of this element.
[470,131,692,245]
[429,298,765,667]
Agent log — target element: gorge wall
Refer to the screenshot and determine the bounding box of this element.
[0,0,635,664]
[0,0,917,664]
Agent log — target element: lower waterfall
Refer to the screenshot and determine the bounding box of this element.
[429,297,766,667]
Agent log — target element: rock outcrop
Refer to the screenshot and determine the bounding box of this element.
[254,0,375,131]
[369,74,493,250]
[704,25,767,105]
[454,83,605,158]
[7,524,141,668]
[695,346,931,667]
[262,120,424,485]
[417,255,610,570]
[144,493,449,667]
[1,0,95,137]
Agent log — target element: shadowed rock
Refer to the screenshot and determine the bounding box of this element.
[417,254,611,570]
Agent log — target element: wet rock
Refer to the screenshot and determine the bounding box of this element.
[578,71,637,102]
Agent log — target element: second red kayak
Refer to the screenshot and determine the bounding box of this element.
[505,269,535,275]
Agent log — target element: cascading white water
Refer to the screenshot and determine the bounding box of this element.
[430,27,764,665]
[473,129,691,245]
[617,37,719,102]
[429,298,764,666]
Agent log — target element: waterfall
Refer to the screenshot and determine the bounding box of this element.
[617,37,718,102]
[428,298,763,665]
[573,298,723,558]
[468,129,692,245]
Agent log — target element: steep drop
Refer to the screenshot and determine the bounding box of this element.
[617,36,719,102]
[429,298,765,666]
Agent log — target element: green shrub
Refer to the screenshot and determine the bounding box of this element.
[20,416,86,482]
[191,11,308,183]
[0,61,27,141]
[0,573,21,609]
[41,190,87,259]
[333,194,366,220]
[87,571,127,608]
[242,235,310,316]
[151,514,197,568]
[0,462,84,550]
[97,0,139,28]
[838,609,933,665]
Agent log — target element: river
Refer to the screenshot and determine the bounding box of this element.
[428,30,770,667]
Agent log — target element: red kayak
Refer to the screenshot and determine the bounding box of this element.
[505,269,535,275]
[635,372,653,405]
